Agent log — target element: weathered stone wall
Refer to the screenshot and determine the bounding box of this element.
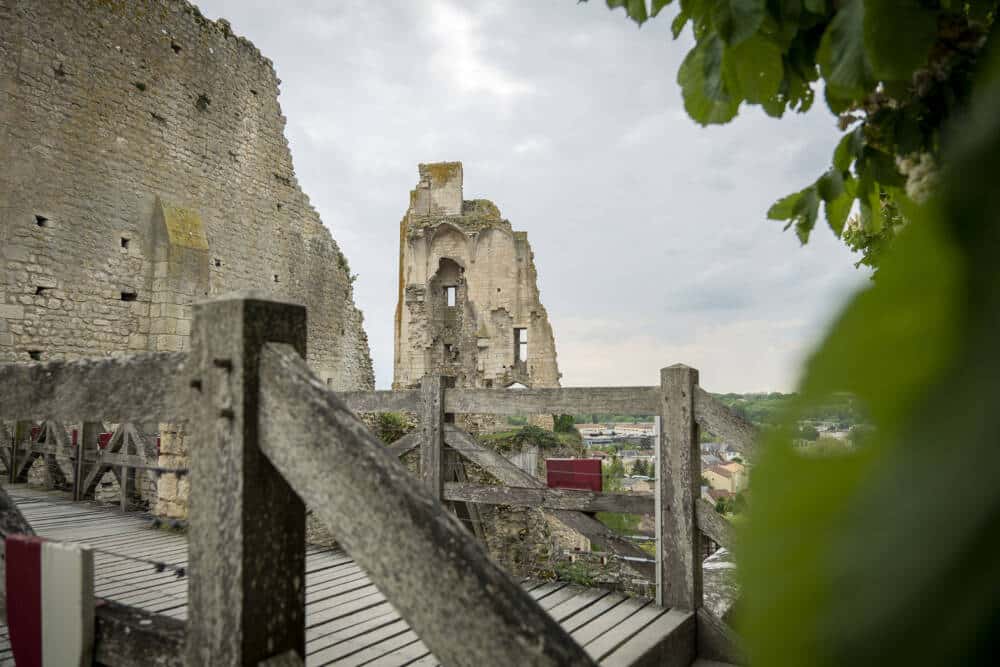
[393,163,560,431]
[0,0,374,513]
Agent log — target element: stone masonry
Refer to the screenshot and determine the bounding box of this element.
[393,162,560,431]
[0,0,374,514]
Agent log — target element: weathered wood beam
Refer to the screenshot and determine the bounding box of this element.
[385,430,422,457]
[420,375,445,499]
[696,498,734,551]
[694,387,756,455]
[443,386,659,417]
[187,295,307,665]
[447,451,485,541]
[0,352,189,422]
[444,425,656,579]
[336,389,421,413]
[657,365,702,609]
[696,607,746,665]
[259,342,596,667]
[94,600,185,667]
[443,482,655,514]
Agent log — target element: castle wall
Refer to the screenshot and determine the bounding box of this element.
[0,0,374,514]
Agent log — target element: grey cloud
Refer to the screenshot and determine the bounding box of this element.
[194,0,866,392]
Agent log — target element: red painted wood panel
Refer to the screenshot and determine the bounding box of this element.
[6,534,45,667]
[546,458,602,492]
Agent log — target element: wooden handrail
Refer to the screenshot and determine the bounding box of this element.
[443,386,660,416]
[258,342,596,667]
[338,388,421,413]
[443,482,656,514]
[694,387,757,454]
[444,425,656,579]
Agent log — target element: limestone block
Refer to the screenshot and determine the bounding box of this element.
[127,333,147,349]
[0,305,24,319]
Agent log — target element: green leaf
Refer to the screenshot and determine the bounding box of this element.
[767,189,803,220]
[769,185,821,243]
[651,0,673,17]
[816,168,844,201]
[824,176,855,236]
[723,35,784,103]
[817,0,874,103]
[825,191,852,236]
[712,0,766,46]
[671,8,690,37]
[833,126,864,171]
[864,0,938,82]
[677,37,740,125]
[792,186,821,243]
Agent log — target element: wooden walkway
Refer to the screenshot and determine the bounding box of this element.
[0,487,689,666]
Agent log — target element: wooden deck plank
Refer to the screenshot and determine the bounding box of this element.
[3,490,696,667]
[306,611,401,656]
[562,593,629,633]
[571,597,651,647]
[603,610,696,667]
[309,619,411,664]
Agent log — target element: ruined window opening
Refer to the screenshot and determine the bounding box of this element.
[28,350,42,361]
[273,274,280,283]
[120,237,130,249]
[214,258,222,267]
[514,328,528,363]
[35,215,49,228]
[170,40,182,54]
[120,291,138,302]
[445,285,457,307]
[35,286,49,296]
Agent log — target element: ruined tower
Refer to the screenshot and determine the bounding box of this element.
[393,163,560,430]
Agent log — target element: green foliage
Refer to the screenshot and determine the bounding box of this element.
[590,0,996,265]
[371,412,411,444]
[631,458,651,476]
[714,491,747,516]
[479,425,561,452]
[553,414,576,432]
[553,561,596,587]
[589,4,1000,664]
[795,423,819,441]
[734,41,1000,667]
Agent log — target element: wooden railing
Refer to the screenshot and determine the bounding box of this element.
[1,419,166,511]
[0,293,752,666]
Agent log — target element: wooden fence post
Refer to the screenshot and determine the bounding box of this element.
[656,364,702,610]
[187,294,308,665]
[73,423,99,501]
[420,374,444,500]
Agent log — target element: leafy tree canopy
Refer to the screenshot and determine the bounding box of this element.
[590,2,1000,665]
[591,0,995,269]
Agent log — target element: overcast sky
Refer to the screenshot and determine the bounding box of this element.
[196,0,868,393]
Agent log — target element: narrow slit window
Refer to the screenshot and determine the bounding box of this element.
[514,328,528,363]
[121,237,130,249]
[35,215,49,228]
[445,285,457,307]
[28,350,42,361]
[121,291,138,302]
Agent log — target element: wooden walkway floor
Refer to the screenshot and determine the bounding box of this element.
[0,487,689,666]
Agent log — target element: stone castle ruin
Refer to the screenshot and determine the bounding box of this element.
[393,163,561,430]
[0,0,373,513]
